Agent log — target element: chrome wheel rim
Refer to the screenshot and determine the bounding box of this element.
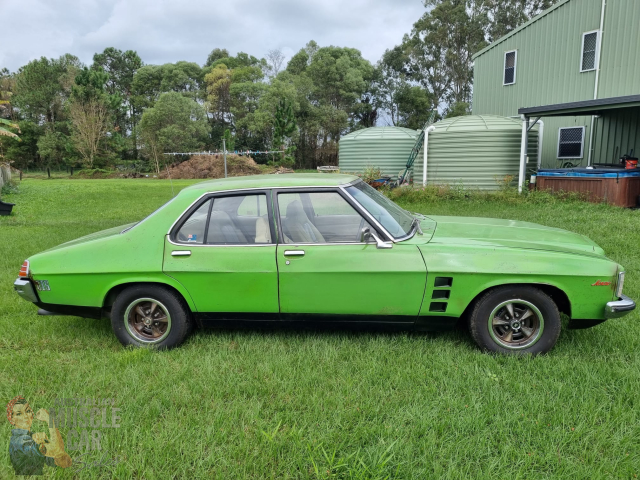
[124,298,171,344]
[488,299,544,350]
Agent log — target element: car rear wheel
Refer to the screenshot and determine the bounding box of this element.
[469,286,561,355]
[111,285,192,349]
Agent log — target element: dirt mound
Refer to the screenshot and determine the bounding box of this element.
[160,154,261,179]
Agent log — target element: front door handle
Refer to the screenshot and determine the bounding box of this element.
[171,250,192,257]
[284,250,305,257]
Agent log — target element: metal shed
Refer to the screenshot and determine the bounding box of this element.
[413,115,539,191]
[339,127,418,177]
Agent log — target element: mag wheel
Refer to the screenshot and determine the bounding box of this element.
[111,285,191,349]
[469,286,561,355]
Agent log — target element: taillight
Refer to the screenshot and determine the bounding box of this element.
[18,260,29,278]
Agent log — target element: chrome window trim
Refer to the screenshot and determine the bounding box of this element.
[167,235,277,248]
[166,184,354,237]
[340,182,417,243]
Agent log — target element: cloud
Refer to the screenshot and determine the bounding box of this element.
[1,0,425,70]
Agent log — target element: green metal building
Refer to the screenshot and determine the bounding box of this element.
[472,0,640,179]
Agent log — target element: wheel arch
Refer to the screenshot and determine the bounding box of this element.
[461,282,571,320]
[102,279,196,312]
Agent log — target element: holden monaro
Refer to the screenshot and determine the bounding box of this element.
[13,174,635,354]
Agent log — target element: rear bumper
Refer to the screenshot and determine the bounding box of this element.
[605,294,635,319]
[14,278,39,303]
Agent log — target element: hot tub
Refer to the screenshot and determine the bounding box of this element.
[536,168,640,207]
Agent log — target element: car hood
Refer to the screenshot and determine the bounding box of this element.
[40,223,136,253]
[426,215,605,257]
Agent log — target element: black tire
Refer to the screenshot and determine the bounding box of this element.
[111,285,192,349]
[469,286,561,355]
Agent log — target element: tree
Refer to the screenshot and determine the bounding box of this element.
[92,48,143,156]
[67,68,119,168]
[445,101,471,118]
[139,92,208,174]
[204,64,232,128]
[484,0,557,41]
[265,49,285,78]
[131,62,204,111]
[1,121,42,170]
[13,55,82,125]
[36,130,68,171]
[0,118,20,140]
[205,48,230,67]
[0,68,16,120]
[273,98,296,165]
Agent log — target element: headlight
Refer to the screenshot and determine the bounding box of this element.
[616,271,625,298]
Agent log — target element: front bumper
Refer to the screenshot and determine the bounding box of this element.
[605,294,636,319]
[14,278,39,303]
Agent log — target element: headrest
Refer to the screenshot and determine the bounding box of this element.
[285,200,308,223]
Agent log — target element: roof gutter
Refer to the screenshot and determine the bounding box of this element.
[588,0,607,166]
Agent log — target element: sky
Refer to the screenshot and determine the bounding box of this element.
[1,0,426,72]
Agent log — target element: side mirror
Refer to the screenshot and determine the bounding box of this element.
[360,227,393,249]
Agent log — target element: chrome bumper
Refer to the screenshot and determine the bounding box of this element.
[14,278,39,303]
[605,294,636,319]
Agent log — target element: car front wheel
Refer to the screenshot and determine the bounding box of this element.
[111,285,192,349]
[469,286,561,355]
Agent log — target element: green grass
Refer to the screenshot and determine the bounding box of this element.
[1,179,639,479]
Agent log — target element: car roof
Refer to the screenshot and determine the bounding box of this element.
[182,173,361,194]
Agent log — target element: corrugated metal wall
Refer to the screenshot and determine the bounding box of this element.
[592,107,640,163]
[338,127,419,177]
[412,116,538,190]
[597,1,640,98]
[472,0,640,169]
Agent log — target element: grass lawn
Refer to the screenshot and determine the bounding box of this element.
[1,178,639,479]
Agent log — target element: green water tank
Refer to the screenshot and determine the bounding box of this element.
[413,115,538,190]
[338,127,419,178]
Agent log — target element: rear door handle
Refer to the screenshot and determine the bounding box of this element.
[171,250,192,257]
[284,250,305,257]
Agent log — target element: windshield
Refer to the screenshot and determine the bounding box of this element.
[345,181,415,239]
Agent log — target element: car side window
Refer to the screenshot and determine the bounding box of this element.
[175,194,271,245]
[278,192,371,244]
[175,199,211,244]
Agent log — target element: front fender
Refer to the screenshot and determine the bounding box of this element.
[418,244,618,320]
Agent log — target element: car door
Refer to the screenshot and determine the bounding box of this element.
[275,189,427,321]
[163,190,279,320]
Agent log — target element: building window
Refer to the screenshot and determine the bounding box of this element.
[503,50,517,85]
[557,127,585,159]
[581,30,600,72]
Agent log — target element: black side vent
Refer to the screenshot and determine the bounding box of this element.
[429,302,448,313]
[432,290,450,300]
[434,277,453,288]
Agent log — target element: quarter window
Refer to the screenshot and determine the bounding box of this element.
[581,31,599,72]
[278,192,370,244]
[557,127,585,159]
[504,50,517,85]
[175,194,271,245]
[175,199,211,244]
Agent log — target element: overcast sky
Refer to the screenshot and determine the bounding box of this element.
[1,0,426,71]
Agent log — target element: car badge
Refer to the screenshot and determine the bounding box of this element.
[591,280,611,286]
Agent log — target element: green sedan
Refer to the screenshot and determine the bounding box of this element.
[13,174,635,354]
